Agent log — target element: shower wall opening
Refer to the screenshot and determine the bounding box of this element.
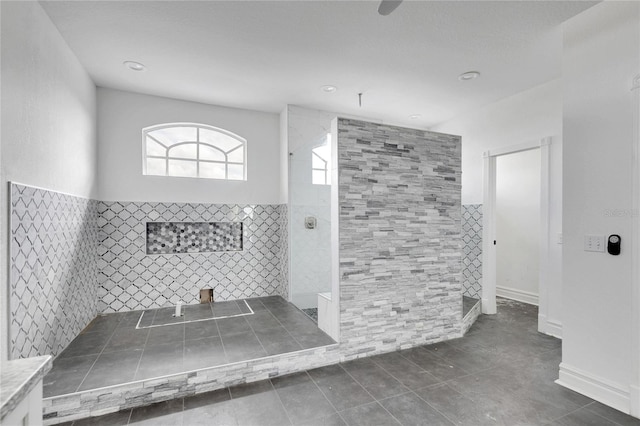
[287,106,336,322]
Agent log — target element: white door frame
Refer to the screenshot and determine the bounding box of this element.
[630,74,640,417]
[481,137,552,335]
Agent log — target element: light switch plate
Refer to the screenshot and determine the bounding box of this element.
[584,235,605,252]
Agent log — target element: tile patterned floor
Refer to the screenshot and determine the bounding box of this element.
[301,308,318,323]
[44,296,335,397]
[57,298,640,426]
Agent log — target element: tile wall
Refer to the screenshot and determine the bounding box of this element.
[462,204,482,299]
[9,184,99,359]
[98,202,287,312]
[9,184,288,357]
[146,222,243,254]
[337,119,463,355]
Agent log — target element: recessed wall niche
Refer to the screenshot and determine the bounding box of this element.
[146,221,243,254]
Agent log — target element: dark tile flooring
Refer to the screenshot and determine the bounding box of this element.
[59,298,640,426]
[462,296,479,317]
[44,296,335,397]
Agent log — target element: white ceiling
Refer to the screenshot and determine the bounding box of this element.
[40,0,596,128]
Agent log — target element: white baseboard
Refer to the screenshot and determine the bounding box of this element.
[538,314,562,339]
[496,286,539,306]
[556,363,630,414]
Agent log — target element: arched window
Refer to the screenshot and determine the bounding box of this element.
[143,123,246,180]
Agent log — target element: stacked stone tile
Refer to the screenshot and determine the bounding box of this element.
[337,118,463,355]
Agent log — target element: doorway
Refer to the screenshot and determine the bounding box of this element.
[482,137,553,334]
[496,149,541,305]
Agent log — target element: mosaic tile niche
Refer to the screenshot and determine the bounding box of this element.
[337,118,463,356]
[146,222,243,254]
[98,202,287,312]
[9,183,99,359]
[462,204,483,299]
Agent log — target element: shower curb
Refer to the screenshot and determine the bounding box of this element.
[42,343,340,425]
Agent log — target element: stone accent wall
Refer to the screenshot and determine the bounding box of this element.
[9,184,99,359]
[337,118,463,356]
[98,202,287,313]
[462,204,482,299]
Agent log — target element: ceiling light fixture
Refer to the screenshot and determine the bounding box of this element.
[321,85,337,93]
[123,61,146,72]
[458,71,480,81]
[409,114,421,119]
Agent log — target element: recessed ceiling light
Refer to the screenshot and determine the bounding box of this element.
[123,61,146,72]
[321,85,337,93]
[458,71,480,81]
[409,114,421,119]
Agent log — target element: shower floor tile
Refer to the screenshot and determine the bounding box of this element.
[43,296,335,398]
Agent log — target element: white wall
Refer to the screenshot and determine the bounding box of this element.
[97,88,281,204]
[559,1,640,415]
[432,80,563,336]
[496,149,540,303]
[432,80,562,205]
[0,1,97,361]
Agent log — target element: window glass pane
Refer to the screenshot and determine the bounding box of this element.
[168,143,197,159]
[146,158,166,176]
[227,147,244,163]
[148,126,197,147]
[168,159,197,177]
[144,124,247,181]
[200,128,243,152]
[312,153,326,169]
[146,138,166,157]
[199,144,225,161]
[199,162,225,179]
[227,164,244,180]
[312,170,326,185]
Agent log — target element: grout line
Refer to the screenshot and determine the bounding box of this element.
[131,310,156,381]
[336,363,405,425]
[125,408,133,425]
[268,378,295,426]
[412,383,460,425]
[72,319,122,393]
[213,313,229,364]
[304,370,356,425]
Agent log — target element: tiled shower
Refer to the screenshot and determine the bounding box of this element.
[10,183,288,359]
[8,113,468,424]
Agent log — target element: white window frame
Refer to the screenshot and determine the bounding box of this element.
[142,123,247,180]
[312,134,331,185]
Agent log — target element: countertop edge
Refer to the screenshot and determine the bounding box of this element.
[1,355,53,420]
